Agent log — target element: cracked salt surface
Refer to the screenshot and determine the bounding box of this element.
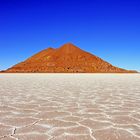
[0,73,140,140]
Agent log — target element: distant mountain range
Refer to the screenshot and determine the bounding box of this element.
[2,43,137,73]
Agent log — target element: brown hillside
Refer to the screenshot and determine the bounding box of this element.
[4,43,137,73]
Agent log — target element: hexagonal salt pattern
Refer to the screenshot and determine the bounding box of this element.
[0,74,140,140]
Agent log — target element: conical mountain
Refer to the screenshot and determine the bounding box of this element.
[4,43,137,73]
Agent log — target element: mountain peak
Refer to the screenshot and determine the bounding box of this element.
[3,43,137,73]
[60,43,79,49]
[58,43,81,53]
[46,47,54,51]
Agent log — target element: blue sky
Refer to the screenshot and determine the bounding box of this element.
[0,0,140,71]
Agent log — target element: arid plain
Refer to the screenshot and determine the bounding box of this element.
[0,74,140,140]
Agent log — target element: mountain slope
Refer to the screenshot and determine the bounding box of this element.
[4,43,137,73]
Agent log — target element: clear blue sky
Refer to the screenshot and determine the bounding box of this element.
[0,0,140,71]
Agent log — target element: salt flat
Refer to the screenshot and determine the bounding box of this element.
[0,74,140,140]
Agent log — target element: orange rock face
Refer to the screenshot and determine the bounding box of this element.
[4,43,137,73]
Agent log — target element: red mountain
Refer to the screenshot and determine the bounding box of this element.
[4,43,137,73]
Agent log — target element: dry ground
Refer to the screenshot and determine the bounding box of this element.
[0,74,140,140]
